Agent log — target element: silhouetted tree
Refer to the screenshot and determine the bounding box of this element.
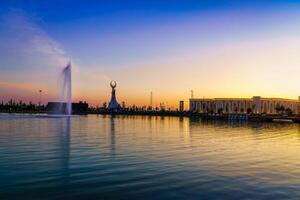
[247,108,252,114]
[217,108,223,114]
[275,105,285,114]
[285,108,293,115]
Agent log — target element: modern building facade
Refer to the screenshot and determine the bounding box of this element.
[190,96,300,114]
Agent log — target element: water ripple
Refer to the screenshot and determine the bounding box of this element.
[0,114,300,199]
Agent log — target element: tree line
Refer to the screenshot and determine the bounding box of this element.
[0,99,46,113]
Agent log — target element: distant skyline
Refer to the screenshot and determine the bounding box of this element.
[1,0,300,107]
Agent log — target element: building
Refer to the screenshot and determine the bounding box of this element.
[179,101,184,112]
[72,101,89,114]
[190,96,300,114]
[46,101,88,114]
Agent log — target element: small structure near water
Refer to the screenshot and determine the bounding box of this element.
[46,101,88,115]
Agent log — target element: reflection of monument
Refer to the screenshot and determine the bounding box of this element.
[110,115,116,155]
[108,80,121,111]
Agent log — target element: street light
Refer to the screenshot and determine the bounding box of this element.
[39,90,42,107]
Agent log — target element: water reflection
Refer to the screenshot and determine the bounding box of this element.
[110,115,116,155]
[1,115,300,199]
[189,117,296,132]
[57,117,71,186]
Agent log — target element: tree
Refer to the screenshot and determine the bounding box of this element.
[217,108,223,114]
[247,108,252,114]
[251,104,256,113]
[275,105,285,114]
[285,108,293,115]
[234,107,238,113]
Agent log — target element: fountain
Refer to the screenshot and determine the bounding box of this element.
[63,63,72,115]
[56,62,72,115]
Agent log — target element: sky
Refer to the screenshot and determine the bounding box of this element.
[1,0,300,108]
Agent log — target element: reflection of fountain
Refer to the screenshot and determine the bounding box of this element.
[57,117,71,189]
[57,62,72,115]
[60,117,71,158]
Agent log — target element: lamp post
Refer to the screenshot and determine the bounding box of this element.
[39,90,42,111]
[150,91,153,110]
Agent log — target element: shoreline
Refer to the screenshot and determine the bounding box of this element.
[98,111,300,123]
[1,111,300,123]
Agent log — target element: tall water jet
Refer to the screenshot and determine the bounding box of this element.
[59,62,72,115]
[63,62,72,115]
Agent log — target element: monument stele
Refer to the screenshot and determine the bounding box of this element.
[108,80,121,111]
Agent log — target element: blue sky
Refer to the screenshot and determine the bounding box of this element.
[1,0,300,106]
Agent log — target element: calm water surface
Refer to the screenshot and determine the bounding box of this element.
[0,114,300,199]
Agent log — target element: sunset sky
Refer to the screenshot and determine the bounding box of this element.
[1,0,300,107]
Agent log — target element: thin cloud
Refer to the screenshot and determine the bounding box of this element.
[0,10,68,69]
[0,10,69,102]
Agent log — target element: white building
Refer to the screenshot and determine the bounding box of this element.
[190,96,300,114]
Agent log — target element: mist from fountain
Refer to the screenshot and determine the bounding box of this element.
[58,62,72,115]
